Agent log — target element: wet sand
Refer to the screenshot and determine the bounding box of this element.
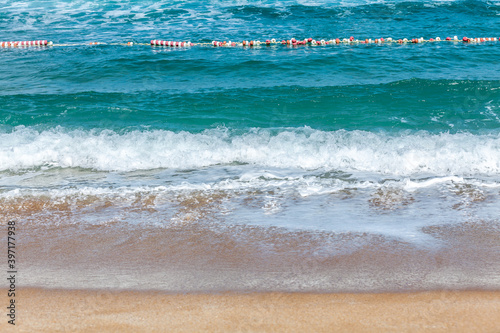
[1,289,499,332]
[1,204,500,331]
[10,217,500,292]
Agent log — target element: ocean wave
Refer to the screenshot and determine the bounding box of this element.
[1,79,499,133]
[1,126,499,175]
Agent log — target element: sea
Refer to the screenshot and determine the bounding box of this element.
[1,0,499,293]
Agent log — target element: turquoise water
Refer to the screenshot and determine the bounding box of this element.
[1,0,500,241]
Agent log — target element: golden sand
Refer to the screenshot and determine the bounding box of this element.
[1,289,499,332]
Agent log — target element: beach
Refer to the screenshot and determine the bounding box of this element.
[3,213,499,292]
[2,289,499,332]
[2,212,499,331]
[2,172,500,332]
[2,213,500,332]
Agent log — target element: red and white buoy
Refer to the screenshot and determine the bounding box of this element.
[151,40,191,47]
[0,40,49,48]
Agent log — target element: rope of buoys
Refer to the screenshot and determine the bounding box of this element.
[2,36,499,49]
[206,36,500,46]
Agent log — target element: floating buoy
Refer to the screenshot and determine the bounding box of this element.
[151,40,190,47]
[0,40,49,47]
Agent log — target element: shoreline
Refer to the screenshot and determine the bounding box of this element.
[2,215,499,331]
[8,219,500,292]
[2,288,499,332]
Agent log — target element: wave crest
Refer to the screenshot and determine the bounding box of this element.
[1,126,499,175]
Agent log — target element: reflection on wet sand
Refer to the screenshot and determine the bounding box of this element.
[4,213,499,292]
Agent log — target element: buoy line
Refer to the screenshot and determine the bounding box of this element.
[1,36,499,49]
[203,36,500,47]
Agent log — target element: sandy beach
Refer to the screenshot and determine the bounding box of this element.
[2,213,499,332]
[1,289,499,332]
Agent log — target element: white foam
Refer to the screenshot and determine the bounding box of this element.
[1,126,500,177]
[403,176,464,191]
